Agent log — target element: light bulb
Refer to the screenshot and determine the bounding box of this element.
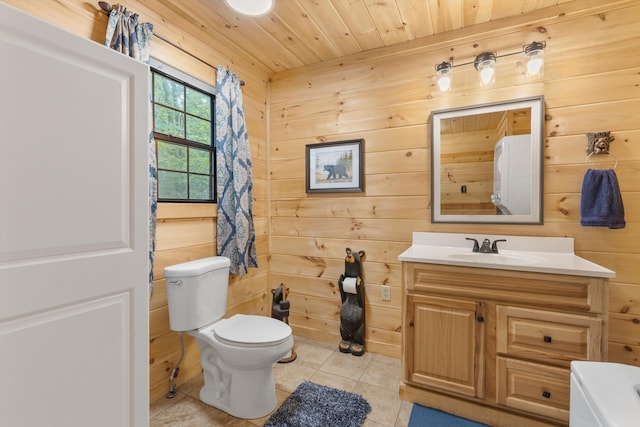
[524,42,545,78]
[480,67,494,85]
[527,58,543,77]
[438,76,451,92]
[435,62,452,92]
[474,52,496,88]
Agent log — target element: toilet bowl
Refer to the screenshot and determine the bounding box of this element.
[164,257,293,419]
[192,314,293,419]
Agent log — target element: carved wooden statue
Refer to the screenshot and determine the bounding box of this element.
[271,283,297,362]
[338,248,366,356]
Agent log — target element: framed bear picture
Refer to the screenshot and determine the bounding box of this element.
[305,139,364,193]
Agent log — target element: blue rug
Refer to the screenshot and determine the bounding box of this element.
[264,381,371,427]
[409,404,492,427]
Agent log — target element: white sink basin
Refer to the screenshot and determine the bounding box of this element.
[397,232,616,278]
[448,252,543,265]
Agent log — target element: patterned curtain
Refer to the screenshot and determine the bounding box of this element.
[215,66,258,276]
[105,5,153,62]
[105,6,157,298]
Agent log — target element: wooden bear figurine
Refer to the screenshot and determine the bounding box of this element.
[338,248,366,356]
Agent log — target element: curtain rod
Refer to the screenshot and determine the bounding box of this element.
[97,2,245,86]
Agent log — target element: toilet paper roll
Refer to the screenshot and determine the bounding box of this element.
[342,277,358,294]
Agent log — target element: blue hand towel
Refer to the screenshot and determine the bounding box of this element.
[580,169,625,229]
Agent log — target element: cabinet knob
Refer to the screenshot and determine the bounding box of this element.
[409,321,414,327]
[543,335,552,343]
[477,316,485,323]
[542,391,551,399]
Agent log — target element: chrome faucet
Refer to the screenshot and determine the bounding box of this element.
[466,237,507,254]
[479,239,493,253]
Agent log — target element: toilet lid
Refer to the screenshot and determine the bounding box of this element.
[213,314,291,346]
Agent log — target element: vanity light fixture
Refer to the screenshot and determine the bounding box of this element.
[435,41,546,92]
[224,0,274,16]
[435,62,453,92]
[524,41,546,78]
[474,52,497,88]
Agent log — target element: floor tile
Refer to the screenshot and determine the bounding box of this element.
[150,336,408,427]
[360,353,401,391]
[352,382,402,426]
[319,350,372,381]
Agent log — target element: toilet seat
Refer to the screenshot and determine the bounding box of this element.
[210,314,291,348]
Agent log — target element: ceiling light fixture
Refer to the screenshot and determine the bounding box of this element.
[435,41,546,92]
[224,0,274,16]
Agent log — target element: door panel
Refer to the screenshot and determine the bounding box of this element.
[0,4,149,426]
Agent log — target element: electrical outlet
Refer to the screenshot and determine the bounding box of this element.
[381,285,391,302]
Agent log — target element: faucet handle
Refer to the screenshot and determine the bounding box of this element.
[491,239,507,253]
[465,237,479,252]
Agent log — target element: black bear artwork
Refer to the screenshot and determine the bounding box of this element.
[338,248,366,356]
[324,164,349,179]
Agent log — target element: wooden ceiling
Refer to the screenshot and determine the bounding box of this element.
[154,0,573,73]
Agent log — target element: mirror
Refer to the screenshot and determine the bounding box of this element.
[431,96,544,224]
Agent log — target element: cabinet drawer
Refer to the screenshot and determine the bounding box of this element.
[497,357,569,423]
[496,306,603,365]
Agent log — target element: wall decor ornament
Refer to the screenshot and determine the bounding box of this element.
[305,139,364,193]
[586,131,614,155]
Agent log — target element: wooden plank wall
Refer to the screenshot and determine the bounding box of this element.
[3,0,271,403]
[268,0,640,365]
[7,0,640,406]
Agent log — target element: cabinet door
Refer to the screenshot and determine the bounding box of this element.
[405,294,485,397]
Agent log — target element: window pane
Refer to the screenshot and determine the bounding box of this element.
[189,175,211,200]
[152,67,215,203]
[189,147,210,174]
[154,105,185,138]
[158,171,187,199]
[158,141,187,172]
[187,115,211,145]
[154,74,184,110]
[186,87,211,120]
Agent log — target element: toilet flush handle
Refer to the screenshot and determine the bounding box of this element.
[168,280,183,286]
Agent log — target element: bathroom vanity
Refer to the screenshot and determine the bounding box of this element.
[398,232,614,427]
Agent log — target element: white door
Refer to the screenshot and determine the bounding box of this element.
[0,4,149,427]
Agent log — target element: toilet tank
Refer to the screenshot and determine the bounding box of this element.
[164,257,231,332]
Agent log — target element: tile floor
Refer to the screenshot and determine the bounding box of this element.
[150,336,413,426]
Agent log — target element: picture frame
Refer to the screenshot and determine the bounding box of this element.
[306,139,364,193]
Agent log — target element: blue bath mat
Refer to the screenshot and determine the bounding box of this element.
[409,404,492,427]
[264,381,371,427]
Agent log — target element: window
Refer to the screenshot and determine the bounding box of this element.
[151,61,215,202]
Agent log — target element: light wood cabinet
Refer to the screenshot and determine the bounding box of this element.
[406,294,485,397]
[400,262,608,427]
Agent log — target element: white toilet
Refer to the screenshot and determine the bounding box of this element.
[164,256,293,419]
[570,361,640,426]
